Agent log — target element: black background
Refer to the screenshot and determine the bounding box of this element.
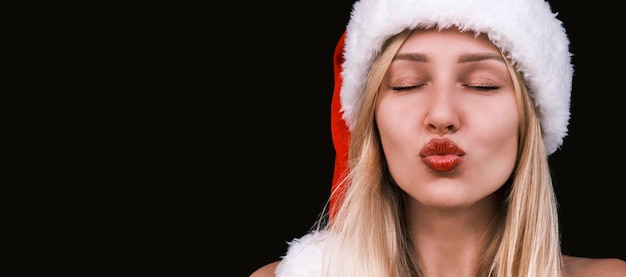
[228,1,626,275]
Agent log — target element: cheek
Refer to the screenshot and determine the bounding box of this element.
[470,100,520,176]
[480,114,518,144]
[475,99,519,148]
[375,93,426,181]
[375,93,418,146]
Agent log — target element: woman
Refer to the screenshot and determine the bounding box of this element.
[252,0,626,276]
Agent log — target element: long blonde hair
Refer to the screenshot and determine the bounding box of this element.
[319,28,563,277]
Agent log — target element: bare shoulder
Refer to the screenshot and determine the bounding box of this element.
[562,255,626,277]
[250,261,280,277]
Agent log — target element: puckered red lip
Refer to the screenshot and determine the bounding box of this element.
[419,138,466,157]
[419,138,465,172]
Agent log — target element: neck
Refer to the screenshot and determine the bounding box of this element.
[405,194,501,277]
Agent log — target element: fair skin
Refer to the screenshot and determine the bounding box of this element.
[250,28,626,277]
[376,27,518,276]
[252,257,626,277]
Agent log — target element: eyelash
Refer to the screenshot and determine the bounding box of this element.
[391,85,423,91]
[391,84,500,91]
[465,84,500,91]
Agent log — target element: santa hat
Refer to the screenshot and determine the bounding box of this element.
[330,0,573,216]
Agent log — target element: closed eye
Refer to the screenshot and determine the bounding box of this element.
[465,85,500,91]
[391,84,426,91]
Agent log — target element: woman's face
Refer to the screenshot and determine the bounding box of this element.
[375,28,519,209]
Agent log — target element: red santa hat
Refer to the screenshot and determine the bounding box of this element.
[330,0,573,216]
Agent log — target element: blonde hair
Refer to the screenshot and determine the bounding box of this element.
[319,28,563,277]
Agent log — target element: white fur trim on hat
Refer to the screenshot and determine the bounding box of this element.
[340,0,573,155]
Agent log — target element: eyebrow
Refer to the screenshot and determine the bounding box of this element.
[394,53,427,62]
[393,52,505,63]
[457,52,505,63]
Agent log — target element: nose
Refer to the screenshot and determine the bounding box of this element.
[424,86,460,135]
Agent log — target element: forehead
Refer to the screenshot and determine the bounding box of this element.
[399,27,499,54]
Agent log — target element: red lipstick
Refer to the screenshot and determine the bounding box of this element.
[419,138,465,172]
